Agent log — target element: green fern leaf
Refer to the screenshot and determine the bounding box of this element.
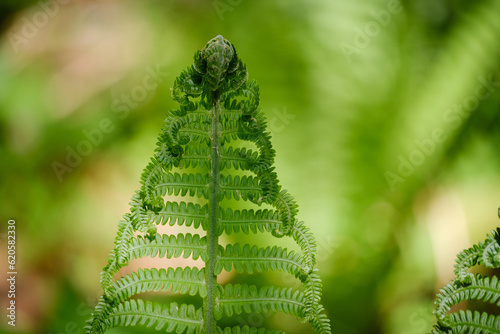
[219,284,306,317]
[217,243,305,277]
[220,208,281,235]
[102,299,202,334]
[126,234,207,261]
[110,267,207,302]
[156,173,209,198]
[149,201,207,229]
[450,310,500,333]
[87,35,330,334]
[435,274,500,322]
[433,228,500,333]
[454,245,481,284]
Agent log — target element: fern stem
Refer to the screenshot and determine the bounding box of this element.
[204,91,222,334]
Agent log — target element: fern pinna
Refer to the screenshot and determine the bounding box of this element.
[432,227,500,333]
[85,35,331,334]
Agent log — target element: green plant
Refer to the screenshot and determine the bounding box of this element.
[432,227,500,333]
[85,35,331,334]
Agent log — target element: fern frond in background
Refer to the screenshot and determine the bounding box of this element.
[85,35,330,334]
[432,227,500,333]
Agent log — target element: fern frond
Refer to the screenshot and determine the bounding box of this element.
[155,133,184,167]
[110,267,207,303]
[172,67,203,104]
[219,147,259,171]
[273,190,299,236]
[87,299,203,334]
[435,274,500,323]
[127,234,207,261]
[163,109,211,146]
[89,272,207,334]
[141,157,169,206]
[454,244,482,284]
[101,233,207,294]
[101,253,124,295]
[452,229,500,283]
[291,221,317,270]
[302,273,331,333]
[217,243,305,277]
[88,35,330,334]
[177,122,212,143]
[256,169,280,204]
[307,305,332,334]
[219,284,306,317]
[112,214,137,265]
[220,119,243,145]
[148,201,207,229]
[239,79,260,115]
[433,228,500,333]
[220,208,281,235]
[479,229,500,268]
[130,193,158,234]
[155,173,209,198]
[447,310,500,333]
[304,271,323,307]
[85,296,116,334]
[177,145,211,169]
[219,175,261,201]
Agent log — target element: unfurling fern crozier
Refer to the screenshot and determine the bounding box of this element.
[86,35,331,334]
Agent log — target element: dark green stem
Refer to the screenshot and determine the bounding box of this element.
[204,92,221,334]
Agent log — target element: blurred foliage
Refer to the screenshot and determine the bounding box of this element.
[0,0,500,333]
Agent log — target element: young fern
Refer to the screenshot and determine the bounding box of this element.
[85,35,331,334]
[432,226,500,333]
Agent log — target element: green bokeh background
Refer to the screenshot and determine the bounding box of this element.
[1,0,500,333]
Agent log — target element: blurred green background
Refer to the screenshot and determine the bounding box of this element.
[1,0,500,333]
